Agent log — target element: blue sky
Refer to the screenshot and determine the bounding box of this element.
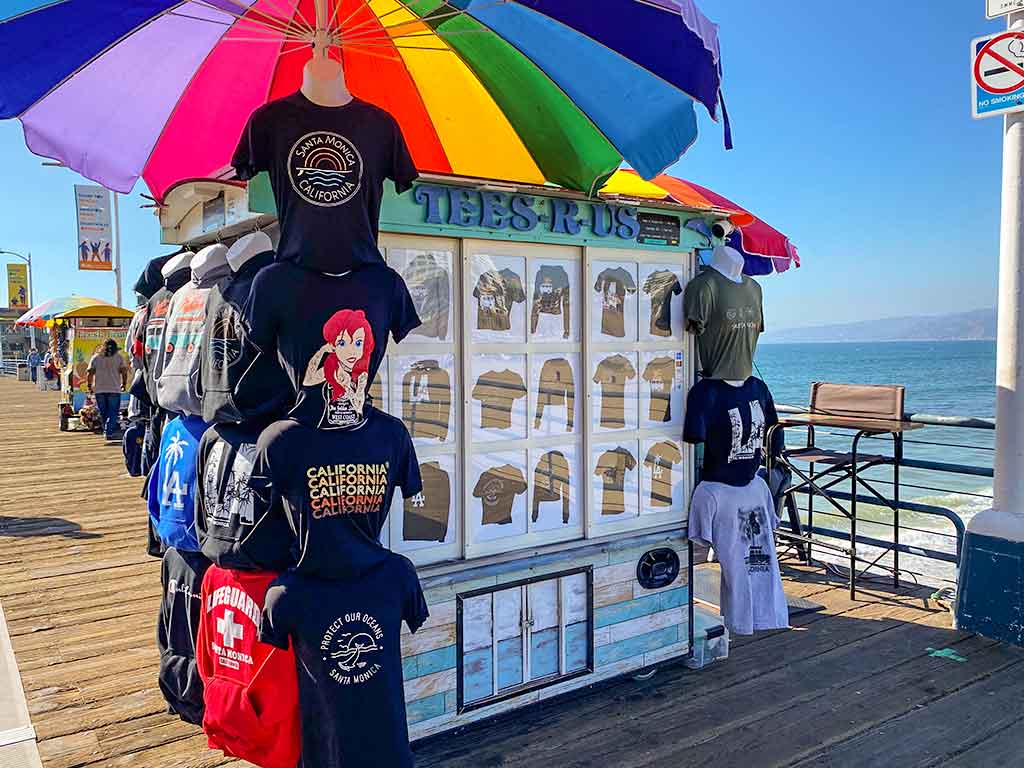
[0,1,1009,330]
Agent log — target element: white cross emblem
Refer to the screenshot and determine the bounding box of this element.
[217,610,244,649]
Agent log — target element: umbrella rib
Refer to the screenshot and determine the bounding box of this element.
[341,0,508,44]
[191,0,306,37]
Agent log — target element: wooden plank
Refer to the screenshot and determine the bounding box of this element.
[942,714,1024,767]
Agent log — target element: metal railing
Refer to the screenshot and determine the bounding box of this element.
[774,405,993,590]
[0,358,26,377]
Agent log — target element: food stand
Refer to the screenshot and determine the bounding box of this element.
[159,173,745,737]
[53,307,133,431]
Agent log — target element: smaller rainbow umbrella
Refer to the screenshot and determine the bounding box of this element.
[601,170,800,275]
[15,296,131,327]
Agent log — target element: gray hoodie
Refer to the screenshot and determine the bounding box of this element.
[154,263,231,416]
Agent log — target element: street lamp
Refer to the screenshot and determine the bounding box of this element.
[0,249,35,350]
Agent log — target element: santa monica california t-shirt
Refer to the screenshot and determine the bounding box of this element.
[260,553,428,768]
[232,92,418,273]
[241,261,420,430]
[249,411,422,579]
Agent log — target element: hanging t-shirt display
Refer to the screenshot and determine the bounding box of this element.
[530,264,571,337]
[196,566,301,768]
[158,547,211,725]
[642,356,676,422]
[532,450,571,524]
[642,269,682,337]
[400,359,451,441]
[195,422,294,572]
[593,354,637,429]
[689,477,789,635]
[232,92,418,273]
[594,446,637,515]
[535,357,575,432]
[260,551,428,768]
[683,268,764,380]
[242,262,420,430]
[249,411,421,579]
[594,266,637,337]
[472,369,528,430]
[684,377,782,487]
[401,252,450,340]
[473,268,526,331]
[199,249,291,424]
[403,461,451,542]
[644,440,683,507]
[147,415,210,552]
[473,464,527,525]
[143,267,190,403]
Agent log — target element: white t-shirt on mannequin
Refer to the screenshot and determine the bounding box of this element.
[689,476,789,635]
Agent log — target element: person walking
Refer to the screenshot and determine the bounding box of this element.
[25,347,41,383]
[87,339,128,440]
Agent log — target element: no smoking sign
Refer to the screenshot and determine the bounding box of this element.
[973,31,1024,118]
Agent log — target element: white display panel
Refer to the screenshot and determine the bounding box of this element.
[470,450,529,542]
[638,263,684,341]
[591,440,640,524]
[530,352,579,437]
[640,436,686,514]
[591,351,639,434]
[528,258,580,342]
[392,353,456,445]
[590,260,638,342]
[529,443,580,532]
[392,248,455,343]
[470,254,527,344]
[471,353,528,442]
[639,350,684,429]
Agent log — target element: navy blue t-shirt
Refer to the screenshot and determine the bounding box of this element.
[260,552,428,768]
[249,410,422,578]
[241,261,420,429]
[683,377,782,487]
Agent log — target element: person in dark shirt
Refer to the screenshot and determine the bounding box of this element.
[683,376,783,487]
[232,92,418,273]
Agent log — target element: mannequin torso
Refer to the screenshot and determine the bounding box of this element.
[227,232,274,272]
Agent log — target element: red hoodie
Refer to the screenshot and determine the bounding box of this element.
[197,567,301,768]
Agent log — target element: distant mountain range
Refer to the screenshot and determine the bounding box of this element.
[763,308,996,344]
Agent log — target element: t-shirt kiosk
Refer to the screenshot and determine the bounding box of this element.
[156,170,727,743]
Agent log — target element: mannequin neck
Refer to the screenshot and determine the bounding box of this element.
[710,245,744,283]
[301,54,352,107]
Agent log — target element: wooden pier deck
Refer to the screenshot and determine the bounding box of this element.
[1,376,1023,768]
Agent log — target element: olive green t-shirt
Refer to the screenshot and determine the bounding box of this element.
[683,269,763,380]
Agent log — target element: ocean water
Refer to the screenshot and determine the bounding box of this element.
[753,340,996,586]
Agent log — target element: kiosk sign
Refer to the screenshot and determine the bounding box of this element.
[972,32,1024,118]
[987,0,1024,19]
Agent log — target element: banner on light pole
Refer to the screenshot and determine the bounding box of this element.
[6,263,27,309]
[74,184,114,272]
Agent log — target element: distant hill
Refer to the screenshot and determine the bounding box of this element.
[762,308,996,344]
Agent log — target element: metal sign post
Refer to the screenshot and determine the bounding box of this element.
[958,10,1024,646]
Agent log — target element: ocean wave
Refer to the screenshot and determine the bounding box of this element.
[912,487,992,519]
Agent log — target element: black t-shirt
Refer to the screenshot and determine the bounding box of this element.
[232,92,419,273]
[260,554,428,768]
[683,377,783,487]
[250,411,422,579]
[242,261,420,429]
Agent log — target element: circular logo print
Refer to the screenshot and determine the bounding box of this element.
[321,612,384,685]
[210,312,242,372]
[288,131,363,207]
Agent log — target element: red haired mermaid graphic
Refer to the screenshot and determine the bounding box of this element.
[303,309,375,427]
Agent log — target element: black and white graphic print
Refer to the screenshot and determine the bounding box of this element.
[204,442,258,528]
[210,308,243,372]
[288,131,364,208]
[728,400,765,462]
[739,506,772,574]
[321,612,385,685]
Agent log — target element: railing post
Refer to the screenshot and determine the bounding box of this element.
[957,9,1024,646]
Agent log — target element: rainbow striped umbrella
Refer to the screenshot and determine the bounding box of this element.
[0,0,730,201]
[15,296,131,327]
[602,170,800,275]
